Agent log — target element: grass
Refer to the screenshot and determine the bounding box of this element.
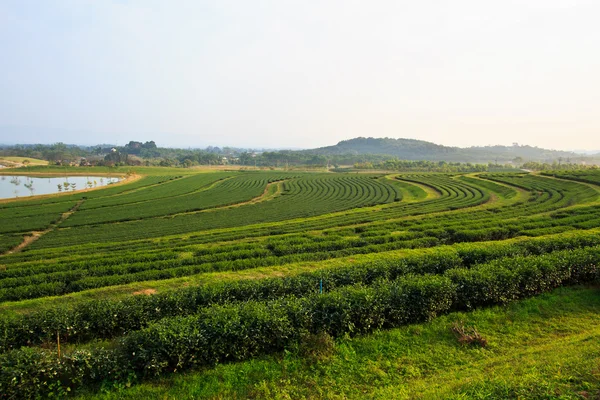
[0,156,48,166]
[77,285,600,399]
[384,174,433,202]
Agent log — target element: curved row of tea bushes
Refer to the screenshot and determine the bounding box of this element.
[13,173,475,256]
[77,173,233,210]
[541,170,600,185]
[0,214,579,288]
[3,230,600,351]
[28,174,489,248]
[0,237,443,302]
[0,219,588,303]
[0,172,599,278]
[485,173,599,208]
[123,247,600,373]
[1,173,591,264]
[2,246,599,399]
[26,172,572,255]
[1,175,597,300]
[0,234,23,253]
[3,173,589,265]
[351,174,597,240]
[66,173,399,227]
[62,174,287,226]
[0,201,77,235]
[458,175,517,199]
[2,172,575,257]
[0,248,460,350]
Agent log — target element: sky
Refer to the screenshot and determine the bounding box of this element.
[1,0,599,151]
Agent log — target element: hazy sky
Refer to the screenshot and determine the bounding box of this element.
[1,0,599,150]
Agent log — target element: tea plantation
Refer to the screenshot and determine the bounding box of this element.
[0,168,599,398]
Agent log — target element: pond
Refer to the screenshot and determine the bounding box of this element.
[0,175,121,199]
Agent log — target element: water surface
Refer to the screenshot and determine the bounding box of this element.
[0,175,121,199]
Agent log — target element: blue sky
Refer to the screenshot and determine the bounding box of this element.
[1,1,599,150]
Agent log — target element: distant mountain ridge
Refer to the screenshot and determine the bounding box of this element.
[301,137,581,163]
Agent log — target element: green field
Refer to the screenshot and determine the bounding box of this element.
[0,168,599,398]
[0,156,49,166]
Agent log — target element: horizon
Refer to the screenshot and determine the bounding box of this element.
[1,1,599,150]
[1,135,598,155]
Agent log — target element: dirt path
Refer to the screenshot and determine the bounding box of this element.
[3,199,86,255]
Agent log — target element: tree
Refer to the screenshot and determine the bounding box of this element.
[104,149,128,164]
[124,141,143,154]
[239,152,253,166]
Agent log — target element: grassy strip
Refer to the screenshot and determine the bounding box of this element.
[77,285,600,400]
[385,175,432,202]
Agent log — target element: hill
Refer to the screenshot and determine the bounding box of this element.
[303,137,582,163]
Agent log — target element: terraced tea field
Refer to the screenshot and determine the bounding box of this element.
[1,168,599,398]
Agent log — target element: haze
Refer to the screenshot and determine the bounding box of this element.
[1,0,599,150]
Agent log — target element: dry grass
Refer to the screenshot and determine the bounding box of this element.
[132,288,158,296]
[451,321,488,347]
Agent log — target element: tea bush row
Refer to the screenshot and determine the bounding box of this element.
[2,230,600,350]
[2,206,598,302]
[29,174,483,247]
[2,247,599,399]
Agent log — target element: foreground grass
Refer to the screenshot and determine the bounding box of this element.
[79,285,600,399]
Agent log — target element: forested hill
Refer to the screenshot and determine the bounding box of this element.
[302,137,581,163]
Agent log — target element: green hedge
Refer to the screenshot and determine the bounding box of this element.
[0,274,455,397]
[0,249,459,350]
[448,248,600,309]
[2,231,600,351]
